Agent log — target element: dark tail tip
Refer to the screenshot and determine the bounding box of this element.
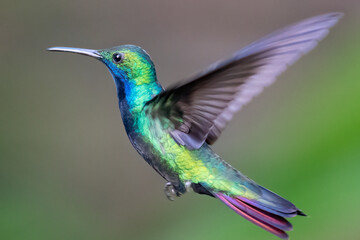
[296,209,307,216]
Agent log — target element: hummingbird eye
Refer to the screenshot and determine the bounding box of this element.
[112,53,123,64]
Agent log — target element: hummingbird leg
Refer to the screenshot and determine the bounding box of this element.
[164,181,192,201]
[164,182,177,201]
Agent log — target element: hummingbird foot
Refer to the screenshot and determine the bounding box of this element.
[164,182,178,201]
[164,181,192,201]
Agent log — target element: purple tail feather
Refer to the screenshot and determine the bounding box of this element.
[214,191,305,239]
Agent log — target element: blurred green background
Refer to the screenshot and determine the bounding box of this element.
[1,1,360,239]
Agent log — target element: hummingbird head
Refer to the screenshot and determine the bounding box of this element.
[48,45,163,110]
[48,45,158,86]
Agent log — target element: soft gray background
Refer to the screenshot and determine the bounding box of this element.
[1,1,360,239]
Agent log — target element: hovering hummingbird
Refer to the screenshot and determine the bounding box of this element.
[48,13,342,239]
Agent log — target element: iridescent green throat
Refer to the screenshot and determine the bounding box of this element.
[99,45,163,113]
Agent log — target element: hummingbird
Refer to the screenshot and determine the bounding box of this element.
[48,13,342,239]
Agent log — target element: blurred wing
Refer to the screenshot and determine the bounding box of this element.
[146,13,343,149]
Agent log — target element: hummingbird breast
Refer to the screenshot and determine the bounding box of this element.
[118,96,256,198]
[131,111,256,197]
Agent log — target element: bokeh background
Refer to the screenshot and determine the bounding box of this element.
[1,1,360,239]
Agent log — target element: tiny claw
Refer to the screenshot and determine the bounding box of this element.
[164,182,177,201]
[164,181,192,201]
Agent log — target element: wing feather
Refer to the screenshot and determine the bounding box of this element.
[145,13,343,149]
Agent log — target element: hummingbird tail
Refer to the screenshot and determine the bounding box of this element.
[213,188,305,239]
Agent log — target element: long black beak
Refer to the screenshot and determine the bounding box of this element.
[47,47,102,59]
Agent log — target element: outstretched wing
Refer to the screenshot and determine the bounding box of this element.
[145,13,343,149]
